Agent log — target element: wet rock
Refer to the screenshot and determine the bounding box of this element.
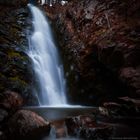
[99,107,109,116]
[118,97,140,116]
[7,110,50,140]
[52,120,67,138]
[119,97,140,107]
[65,115,113,139]
[0,91,23,111]
[99,98,140,121]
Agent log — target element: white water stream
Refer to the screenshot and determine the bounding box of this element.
[28,4,67,106]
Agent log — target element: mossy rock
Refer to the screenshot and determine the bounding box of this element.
[0,5,33,105]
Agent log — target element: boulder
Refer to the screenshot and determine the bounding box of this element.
[99,98,140,121]
[65,115,113,139]
[7,110,50,140]
[0,91,23,111]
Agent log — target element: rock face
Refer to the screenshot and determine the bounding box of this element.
[0,91,50,140]
[100,97,140,119]
[65,115,113,139]
[0,91,23,110]
[7,110,50,140]
[0,1,36,105]
[0,91,24,140]
[44,0,140,105]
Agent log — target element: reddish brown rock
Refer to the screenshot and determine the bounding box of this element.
[7,110,50,140]
[0,91,23,110]
[44,0,140,104]
[51,120,67,138]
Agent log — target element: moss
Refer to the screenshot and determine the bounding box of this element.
[7,50,28,63]
[9,76,28,89]
[8,50,21,58]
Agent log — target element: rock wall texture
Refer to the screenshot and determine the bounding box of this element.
[7,110,50,140]
[0,0,28,6]
[0,1,35,104]
[44,0,140,105]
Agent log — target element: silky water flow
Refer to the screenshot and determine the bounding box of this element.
[28,4,67,106]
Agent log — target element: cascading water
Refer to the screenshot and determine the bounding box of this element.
[28,4,67,106]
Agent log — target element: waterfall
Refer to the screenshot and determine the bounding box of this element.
[28,4,67,106]
[39,0,68,6]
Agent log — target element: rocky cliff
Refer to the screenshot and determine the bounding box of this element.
[0,0,35,104]
[44,0,140,105]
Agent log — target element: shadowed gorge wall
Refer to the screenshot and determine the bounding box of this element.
[44,0,140,105]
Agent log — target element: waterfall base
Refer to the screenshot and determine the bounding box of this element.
[23,106,98,139]
[23,106,98,120]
